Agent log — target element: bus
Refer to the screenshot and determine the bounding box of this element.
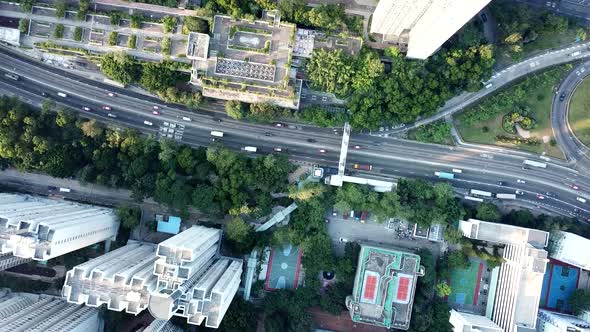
[435,172,454,180]
[470,189,492,197]
[496,193,516,200]
[523,160,547,169]
[464,195,484,202]
[244,146,257,153]
[211,131,224,137]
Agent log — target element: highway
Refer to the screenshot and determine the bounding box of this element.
[551,59,590,172]
[1,47,590,221]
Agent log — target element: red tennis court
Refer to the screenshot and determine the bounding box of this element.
[396,277,410,301]
[363,275,378,301]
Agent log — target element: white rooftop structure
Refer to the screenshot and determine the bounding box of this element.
[62,226,242,329]
[0,193,119,261]
[537,309,590,332]
[0,27,20,47]
[549,231,590,270]
[0,289,101,332]
[458,219,549,332]
[449,310,503,332]
[370,0,491,59]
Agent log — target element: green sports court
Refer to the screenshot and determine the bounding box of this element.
[448,258,485,307]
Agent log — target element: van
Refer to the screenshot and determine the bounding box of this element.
[452,169,463,174]
[57,92,67,98]
[211,131,224,137]
[244,146,257,152]
[577,197,587,203]
[59,187,71,193]
[182,116,192,122]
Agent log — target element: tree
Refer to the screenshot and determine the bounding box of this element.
[226,217,255,254]
[182,16,209,34]
[577,28,588,41]
[109,11,122,25]
[447,251,470,269]
[80,119,104,138]
[100,52,140,86]
[435,282,452,298]
[116,204,141,229]
[77,0,90,20]
[18,19,29,34]
[277,0,307,23]
[140,61,186,93]
[19,0,35,12]
[569,289,590,315]
[306,48,354,97]
[218,298,257,332]
[54,24,64,39]
[108,31,118,46]
[413,121,451,144]
[476,202,501,222]
[73,27,83,41]
[225,100,245,120]
[161,15,178,33]
[54,1,66,18]
[306,4,346,32]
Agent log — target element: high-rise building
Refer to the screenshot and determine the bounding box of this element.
[452,219,550,332]
[370,0,491,59]
[537,309,590,332]
[548,231,590,270]
[0,288,101,332]
[0,193,119,261]
[345,244,424,330]
[449,310,503,332]
[62,226,243,329]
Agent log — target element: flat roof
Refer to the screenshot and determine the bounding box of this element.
[157,216,181,234]
[460,219,548,248]
[348,245,421,330]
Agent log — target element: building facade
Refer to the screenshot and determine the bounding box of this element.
[454,219,550,332]
[370,0,491,59]
[0,289,100,332]
[0,193,119,261]
[0,253,30,271]
[449,310,503,332]
[537,309,590,332]
[62,226,243,329]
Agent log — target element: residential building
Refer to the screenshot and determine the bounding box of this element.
[62,226,243,329]
[0,253,30,271]
[188,11,302,109]
[454,219,550,332]
[370,0,491,59]
[0,193,119,261]
[0,289,101,332]
[449,310,503,332]
[548,231,590,270]
[345,244,425,330]
[537,309,590,331]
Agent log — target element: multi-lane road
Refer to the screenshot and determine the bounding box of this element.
[1,46,590,221]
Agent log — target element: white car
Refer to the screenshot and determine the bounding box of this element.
[339,237,348,243]
[273,147,283,152]
[517,179,526,184]
[82,106,91,111]
[143,120,153,126]
[102,106,111,111]
[107,113,117,118]
[107,92,115,97]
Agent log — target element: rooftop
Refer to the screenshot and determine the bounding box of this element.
[346,245,423,330]
[550,231,590,270]
[459,219,549,248]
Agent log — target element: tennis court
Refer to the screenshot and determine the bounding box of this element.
[541,259,580,312]
[264,244,303,291]
[448,258,484,307]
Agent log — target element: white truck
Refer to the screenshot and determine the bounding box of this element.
[244,146,257,153]
[57,92,68,98]
[496,193,516,200]
[59,187,71,193]
[211,131,224,137]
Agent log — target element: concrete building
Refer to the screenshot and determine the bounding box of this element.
[0,253,30,271]
[345,244,425,330]
[549,231,590,270]
[454,219,550,332]
[62,226,243,329]
[0,288,101,332]
[370,0,491,59]
[449,310,503,332]
[0,193,119,261]
[188,11,302,109]
[537,309,590,331]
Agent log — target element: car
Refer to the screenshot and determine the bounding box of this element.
[102,106,111,111]
[307,138,316,143]
[82,106,91,111]
[275,123,284,128]
[571,184,580,190]
[332,208,337,217]
[515,190,524,195]
[537,194,546,200]
[211,138,217,142]
[41,92,48,97]
[574,208,581,214]
[545,192,557,198]
[339,237,348,243]
[319,149,327,153]
[152,110,160,115]
[517,179,526,184]
[107,113,117,118]
[497,181,505,186]
[342,212,349,220]
[143,120,153,126]
[273,147,284,152]
[353,145,361,149]
[522,165,530,170]
[559,93,566,102]
[392,123,406,129]
[265,132,273,137]
[107,92,115,97]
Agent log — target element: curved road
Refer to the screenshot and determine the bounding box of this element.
[1,47,590,222]
[552,60,590,172]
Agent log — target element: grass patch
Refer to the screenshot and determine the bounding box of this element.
[569,76,590,147]
[407,120,454,145]
[455,65,573,159]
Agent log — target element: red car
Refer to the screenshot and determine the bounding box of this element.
[102,106,111,111]
[537,195,545,200]
[152,110,160,115]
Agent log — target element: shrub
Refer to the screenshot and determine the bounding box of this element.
[130,14,142,29]
[127,34,137,49]
[108,31,118,46]
[54,1,66,18]
[182,16,209,34]
[162,15,177,33]
[161,37,171,55]
[110,11,122,26]
[19,0,35,13]
[77,0,89,20]
[54,24,64,39]
[18,18,29,34]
